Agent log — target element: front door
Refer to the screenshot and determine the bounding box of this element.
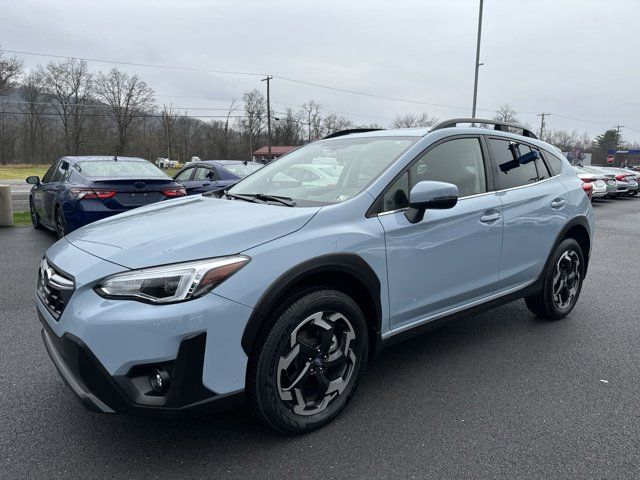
[376,137,503,331]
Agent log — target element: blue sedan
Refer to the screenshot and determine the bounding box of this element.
[27,156,186,238]
[173,160,264,195]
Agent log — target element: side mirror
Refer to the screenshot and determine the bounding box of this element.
[405,180,458,223]
[26,175,40,185]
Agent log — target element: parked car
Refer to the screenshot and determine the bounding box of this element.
[173,160,264,195]
[573,166,608,199]
[606,167,639,196]
[581,166,628,197]
[37,119,594,434]
[27,156,185,238]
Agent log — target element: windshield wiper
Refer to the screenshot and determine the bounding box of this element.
[223,192,296,206]
[252,193,297,207]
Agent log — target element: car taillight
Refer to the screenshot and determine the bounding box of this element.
[615,174,628,181]
[581,182,593,199]
[69,188,117,199]
[581,178,595,183]
[161,188,186,197]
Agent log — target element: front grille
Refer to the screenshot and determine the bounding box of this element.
[37,258,75,320]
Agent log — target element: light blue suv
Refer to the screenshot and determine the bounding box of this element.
[37,119,594,434]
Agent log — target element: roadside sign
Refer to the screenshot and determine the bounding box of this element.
[607,155,614,165]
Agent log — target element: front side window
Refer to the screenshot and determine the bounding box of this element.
[175,168,194,182]
[41,161,59,183]
[50,161,68,183]
[490,139,539,189]
[381,138,487,212]
[229,136,417,206]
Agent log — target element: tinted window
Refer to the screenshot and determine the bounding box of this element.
[411,138,487,198]
[41,161,58,183]
[76,160,168,178]
[194,167,214,181]
[543,150,564,175]
[50,161,68,183]
[175,168,194,182]
[380,138,487,212]
[490,139,539,189]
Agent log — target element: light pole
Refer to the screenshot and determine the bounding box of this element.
[471,0,484,119]
[262,76,273,161]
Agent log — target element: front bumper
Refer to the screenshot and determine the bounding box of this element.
[40,313,244,416]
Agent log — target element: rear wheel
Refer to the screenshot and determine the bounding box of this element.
[248,289,368,434]
[55,206,67,238]
[29,198,43,230]
[525,238,585,320]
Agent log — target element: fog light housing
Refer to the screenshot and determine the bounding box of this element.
[149,367,171,394]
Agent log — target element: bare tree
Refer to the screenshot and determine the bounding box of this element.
[222,99,239,157]
[493,104,519,124]
[391,113,438,128]
[238,89,266,157]
[160,104,178,159]
[94,68,155,155]
[40,58,93,155]
[321,113,353,137]
[0,49,23,93]
[301,100,322,142]
[273,108,304,145]
[20,71,47,162]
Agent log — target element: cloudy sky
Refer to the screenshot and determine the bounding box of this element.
[3,0,639,141]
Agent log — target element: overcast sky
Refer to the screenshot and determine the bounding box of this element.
[3,0,639,141]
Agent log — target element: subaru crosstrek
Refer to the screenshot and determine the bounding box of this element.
[37,119,594,434]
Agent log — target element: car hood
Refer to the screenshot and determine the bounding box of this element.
[65,195,320,269]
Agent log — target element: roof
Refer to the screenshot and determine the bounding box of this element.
[252,146,298,156]
[202,160,262,166]
[61,156,148,163]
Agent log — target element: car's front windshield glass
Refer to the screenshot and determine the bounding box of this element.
[76,160,168,178]
[228,136,416,206]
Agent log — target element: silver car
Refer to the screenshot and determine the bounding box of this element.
[607,167,639,196]
[582,166,629,197]
[573,167,608,199]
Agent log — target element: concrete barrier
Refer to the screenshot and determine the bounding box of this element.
[0,185,14,227]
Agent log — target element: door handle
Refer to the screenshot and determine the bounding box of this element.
[202,182,210,187]
[480,211,502,223]
[551,198,566,209]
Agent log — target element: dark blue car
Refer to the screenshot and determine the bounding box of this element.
[173,160,264,195]
[27,156,186,238]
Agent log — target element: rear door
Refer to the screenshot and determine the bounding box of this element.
[488,137,569,291]
[376,136,504,330]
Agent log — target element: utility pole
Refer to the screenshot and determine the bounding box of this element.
[261,76,273,161]
[613,125,624,166]
[471,0,484,119]
[537,113,551,140]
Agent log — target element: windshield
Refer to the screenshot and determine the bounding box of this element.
[228,136,416,205]
[222,163,264,177]
[76,160,168,178]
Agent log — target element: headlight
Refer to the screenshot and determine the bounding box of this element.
[95,255,250,304]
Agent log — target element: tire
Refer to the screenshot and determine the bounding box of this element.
[525,238,585,320]
[54,206,67,239]
[248,288,369,435]
[29,198,44,230]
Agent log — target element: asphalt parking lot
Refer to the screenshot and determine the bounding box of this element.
[1,197,640,479]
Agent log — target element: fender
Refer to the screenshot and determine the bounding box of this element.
[546,215,592,276]
[240,253,382,355]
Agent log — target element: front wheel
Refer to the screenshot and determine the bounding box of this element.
[248,289,369,434]
[525,238,585,320]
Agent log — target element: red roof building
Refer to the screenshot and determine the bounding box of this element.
[252,145,298,161]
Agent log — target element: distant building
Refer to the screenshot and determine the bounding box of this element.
[252,146,298,162]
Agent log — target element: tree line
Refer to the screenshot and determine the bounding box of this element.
[0,50,636,166]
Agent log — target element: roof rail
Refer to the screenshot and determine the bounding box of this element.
[431,118,538,139]
[323,128,383,139]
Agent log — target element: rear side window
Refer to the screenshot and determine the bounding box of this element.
[543,150,564,175]
[489,139,539,189]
